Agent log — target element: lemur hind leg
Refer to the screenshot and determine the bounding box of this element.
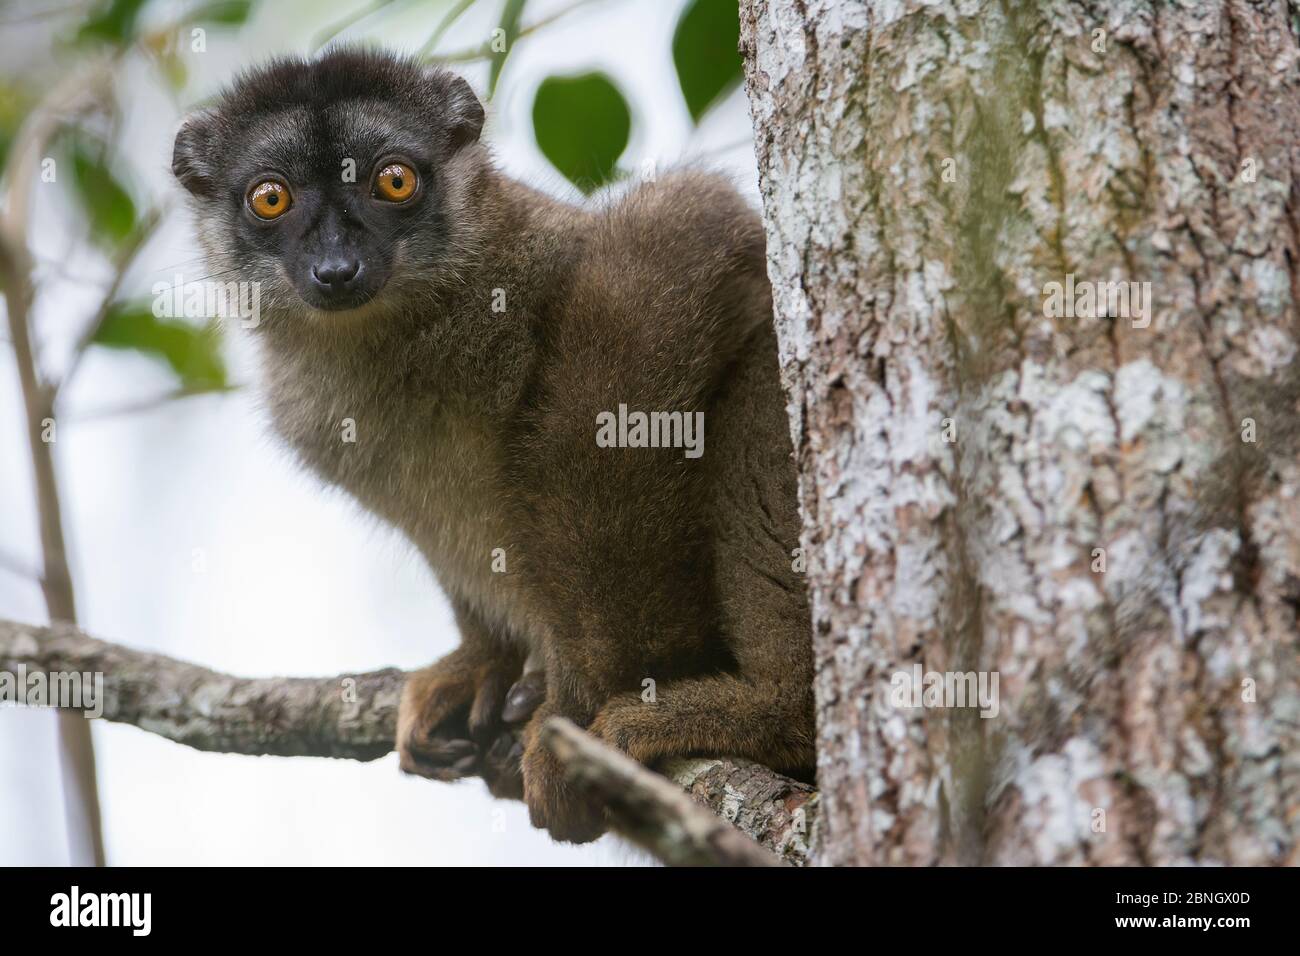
[593,320,816,779]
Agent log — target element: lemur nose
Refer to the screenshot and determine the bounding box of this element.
[311,258,361,290]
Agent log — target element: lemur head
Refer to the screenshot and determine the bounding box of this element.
[173,48,487,320]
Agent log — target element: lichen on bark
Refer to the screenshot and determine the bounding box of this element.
[741,0,1299,866]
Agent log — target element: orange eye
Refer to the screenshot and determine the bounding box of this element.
[248,180,291,219]
[373,162,416,202]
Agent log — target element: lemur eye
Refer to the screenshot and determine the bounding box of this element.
[373,162,416,202]
[248,180,291,220]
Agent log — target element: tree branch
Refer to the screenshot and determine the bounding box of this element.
[0,618,402,760]
[0,617,817,864]
[542,717,785,866]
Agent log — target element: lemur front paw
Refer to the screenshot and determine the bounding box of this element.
[397,662,543,787]
[520,725,607,844]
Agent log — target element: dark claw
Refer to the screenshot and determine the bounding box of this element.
[502,671,546,724]
[451,754,479,775]
[407,736,477,764]
[485,735,515,763]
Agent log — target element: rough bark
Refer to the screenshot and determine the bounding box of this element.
[0,617,815,863]
[741,0,1300,865]
[660,755,818,864]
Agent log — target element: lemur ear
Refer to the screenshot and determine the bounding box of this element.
[427,69,484,151]
[173,108,219,197]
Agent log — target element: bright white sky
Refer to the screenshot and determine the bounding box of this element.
[0,0,757,865]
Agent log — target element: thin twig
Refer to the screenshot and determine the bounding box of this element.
[426,0,600,63]
[56,206,165,396]
[65,383,240,424]
[542,717,786,866]
[0,55,117,869]
[311,0,401,51]
[416,0,475,58]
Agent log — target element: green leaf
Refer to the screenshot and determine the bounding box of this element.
[672,0,742,123]
[92,303,228,391]
[488,0,527,99]
[532,73,630,194]
[76,0,150,45]
[70,143,137,248]
[189,0,253,26]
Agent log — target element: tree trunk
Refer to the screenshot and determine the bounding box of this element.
[740,0,1299,866]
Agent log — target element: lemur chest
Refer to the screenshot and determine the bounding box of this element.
[282,387,543,650]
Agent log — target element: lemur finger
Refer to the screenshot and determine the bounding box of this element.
[481,734,525,800]
[468,668,511,740]
[399,736,480,781]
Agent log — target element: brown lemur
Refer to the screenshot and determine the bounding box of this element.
[172,47,813,842]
